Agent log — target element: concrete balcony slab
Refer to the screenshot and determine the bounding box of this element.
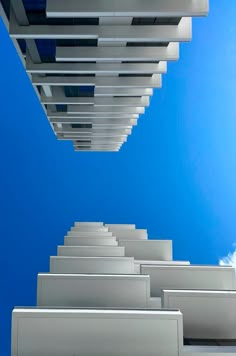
[141,265,236,297]
[119,240,173,260]
[12,308,183,356]
[50,256,135,274]
[64,236,118,246]
[57,245,125,257]
[37,273,150,308]
[163,289,236,339]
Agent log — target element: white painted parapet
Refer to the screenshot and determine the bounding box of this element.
[120,240,173,260]
[64,236,118,246]
[50,256,135,274]
[163,290,236,339]
[57,245,125,257]
[11,308,183,356]
[141,265,236,297]
[37,273,150,308]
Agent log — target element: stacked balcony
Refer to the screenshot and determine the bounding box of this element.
[11,221,236,355]
[1,0,208,151]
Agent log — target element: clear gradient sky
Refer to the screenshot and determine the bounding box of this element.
[0,1,236,354]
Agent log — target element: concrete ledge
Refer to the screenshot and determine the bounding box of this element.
[66,230,113,237]
[57,245,125,257]
[64,236,118,246]
[37,273,150,308]
[183,345,236,356]
[163,290,236,339]
[106,224,136,230]
[113,229,148,240]
[74,222,104,226]
[119,240,173,260]
[141,265,236,297]
[50,256,135,274]
[70,226,109,232]
[12,308,183,356]
[135,260,190,273]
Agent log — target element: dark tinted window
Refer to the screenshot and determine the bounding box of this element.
[184,339,236,346]
[17,39,26,54]
[57,39,98,47]
[127,42,168,47]
[35,39,56,62]
[132,17,181,25]
[77,146,91,149]
[1,0,10,17]
[56,105,67,112]
[35,39,97,62]
[71,124,92,129]
[122,61,159,64]
[26,10,99,26]
[119,74,152,77]
[65,86,94,97]
[46,74,96,78]
[75,140,91,144]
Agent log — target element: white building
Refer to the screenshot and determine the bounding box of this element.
[1,0,208,151]
[12,221,236,355]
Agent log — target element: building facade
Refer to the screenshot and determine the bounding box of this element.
[12,222,236,355]
[1,0,208,151]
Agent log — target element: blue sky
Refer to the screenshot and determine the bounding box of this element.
[0,1,236,354]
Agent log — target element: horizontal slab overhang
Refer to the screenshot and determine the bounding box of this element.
[74,148,122,153]
[119,240,173,260]
[26,60,167,74]
[48,112,139,119]
[106,224,136,230]
[162,289,236,339]
[141,265,236,297]
[94,88,154,97]
[75,141,124,148]
[10,18,192,41]
[113,229,148,240]
[61,123,133,129]
[32,74,161,88]
[60,125,133,131]
[55,129,132,135]
[134,260,190,273]
[57,132,132,139]
[74,147,122,152]
[57,130,130,136]
[67,105,145,114]
[57,245,125,257]
[74,148,120,152]
[70,225,109,232]
[41,95,150,107]
[56,43,179,62]
[73,143,122,148]
[183,345,236,355]
[136,260,190,266]
[59,135,127,142]
[37,273,150,308]
[74,222,104,226]
[63,236,118,246]
[46,0,209,17]
[67,231,112,237]
[12,308,183,356]
[50,256,135,274]
[72,137,126,142]
[73,140,123,144]
[50,118,138,125]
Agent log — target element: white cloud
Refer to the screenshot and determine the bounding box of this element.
[219,246,236,268]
